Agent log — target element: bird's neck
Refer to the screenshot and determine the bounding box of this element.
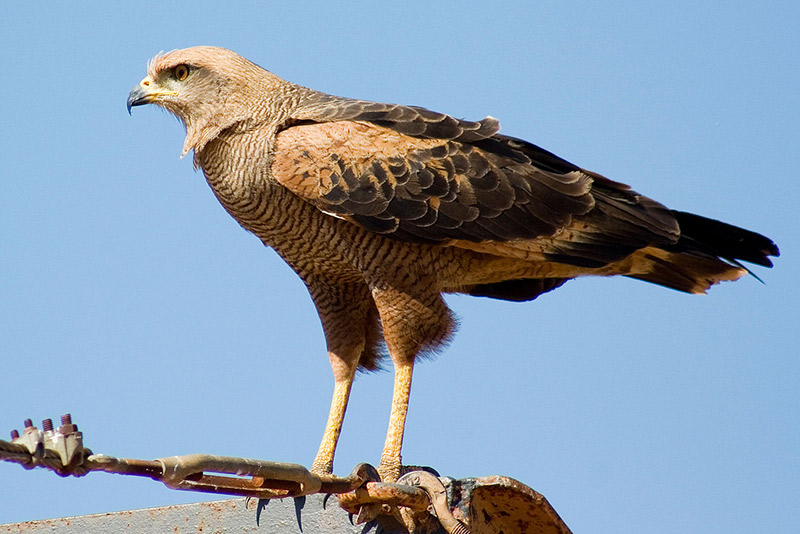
[195,126,298,244]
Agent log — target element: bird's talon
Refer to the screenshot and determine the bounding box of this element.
[354,503,381,525]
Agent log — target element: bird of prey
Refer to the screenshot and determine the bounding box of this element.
[128,46,778,483]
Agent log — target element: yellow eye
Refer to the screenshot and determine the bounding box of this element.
[173,64,189,81]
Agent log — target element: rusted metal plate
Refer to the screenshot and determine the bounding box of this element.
[451,476,572,534]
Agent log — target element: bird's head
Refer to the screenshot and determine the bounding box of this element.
[127,46,291,157]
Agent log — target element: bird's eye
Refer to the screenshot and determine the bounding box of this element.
[173,64,190,81]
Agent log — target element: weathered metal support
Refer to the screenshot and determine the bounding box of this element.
[1,414,571,533]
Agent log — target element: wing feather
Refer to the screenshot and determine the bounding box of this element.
[272,120,597,245]
[272,97,685,267]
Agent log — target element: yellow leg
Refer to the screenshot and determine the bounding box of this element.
[377,360,414,483]
[311,362,356,475]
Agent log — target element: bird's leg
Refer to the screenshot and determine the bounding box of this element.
[370,279,454,483]
[304,281,373,477]
[311,355,357,476]
[377,358,414,483]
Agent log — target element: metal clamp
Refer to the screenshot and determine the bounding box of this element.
[7,415,88,475]
[12,419,44,461]
[46,414,86,472]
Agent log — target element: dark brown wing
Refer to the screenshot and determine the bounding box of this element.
[539,171,680,267]
[275,95,690,267]
[273,94,776,283]
[272,119,596,244]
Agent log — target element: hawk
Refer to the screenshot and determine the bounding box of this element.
[127,47,778,482]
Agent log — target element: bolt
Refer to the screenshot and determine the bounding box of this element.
[58,414,77,435]
[10,429,20,440]
[23,419,33,428]
[42,419,54,432]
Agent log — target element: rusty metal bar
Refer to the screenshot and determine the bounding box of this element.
[85,456,165,479]
[337,481,430,513]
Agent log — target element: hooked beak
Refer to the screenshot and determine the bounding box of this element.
[127,77,153,114]
[127,76,177,115]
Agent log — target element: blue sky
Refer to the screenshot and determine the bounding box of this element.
[1,2,797,532]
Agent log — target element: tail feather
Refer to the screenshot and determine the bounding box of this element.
[626,248,746,294]
[627,211,779,294]
[670,210,779,267]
